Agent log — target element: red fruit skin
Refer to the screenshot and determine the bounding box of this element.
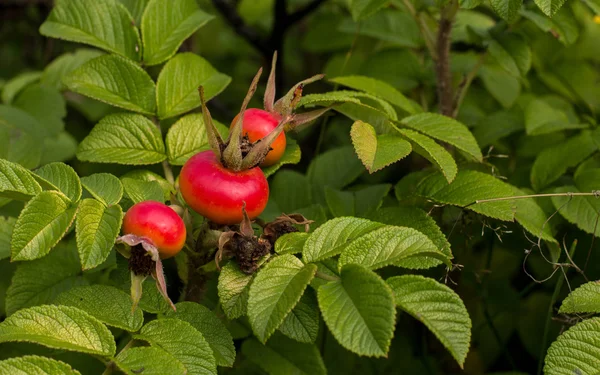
[232,108,286,167]
[122,201,186,259]
[179,150,269,225]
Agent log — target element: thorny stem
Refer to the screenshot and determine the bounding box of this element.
[537,240,578,375]
[436,0,458,117]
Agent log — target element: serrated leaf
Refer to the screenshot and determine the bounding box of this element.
[325,184,390,218]
[262,139,302,178]
[218,261,254,320]
[6,242,86,316]
[303,217,385,263]
[64,55,156,115]
[0,305,116,357]
[141,0,214,65]
[317,264,395,357]
[544,317,600,374]
[531,132,597,191]
[77,113,166,165]
[41,49,104,90]
[367,206,452,269]
[166,113,228,165]
[135,318,217,375]
[34,162,82,203]
[54,285,143,331]
[399,113,482,162]
[14,84,66,136]
[114,346,186,375]
[559,281,600,314]
[39,0,141,61]
[248,254,317,343]
[242,334,326,375]
[397,128,458,183]
[1,71,42,104]
[80,173,123,206]
[511,186,556,242]
[298,91,362,107]
[164,302,236,368]
[0,106,44,168]
[338,226,451,270]
[275,232,309,255]
[387,275,471,367]
[490,0,523,22]
[552,186,600,237]
[0,217,16,261]
[121,177,164,204]
[76,199,122,269]
[11,191,78,261]
[156,53,231,120]
[351,121,411,173]
[121,169,172,202]
[534,0,567,17]
[0,355,81,375]
[349,0,390,21]
[0,158,42,201]
[278,291,319,344]
[416,170,515,221]
[307,146,364,191]
[119,0,149,24]
[330,75,420,114]
[40,132,78,165]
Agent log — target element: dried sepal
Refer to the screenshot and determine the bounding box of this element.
[273,74,325,116]
[198,87,224,160]
[288,107,332,131]
[262,213,313,245]
[130,272,146,314]
[216,231,236,270]
[264,52,277,112]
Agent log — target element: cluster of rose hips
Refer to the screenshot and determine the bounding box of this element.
[115,53,327,310]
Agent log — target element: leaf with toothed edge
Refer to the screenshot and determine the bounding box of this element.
[218,261,254,320]
[351,120,412,174]
[0,158,42,201]
[397,128,457,183]
[544,317,600,374]
[0,356,81,375]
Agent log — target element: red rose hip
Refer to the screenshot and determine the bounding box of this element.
[179,150,269,225]
[232,108,286,167]
[122,201,186,259]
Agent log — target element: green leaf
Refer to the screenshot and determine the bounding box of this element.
[80,173,123,206]
[531,132,598,191]
[1,71,42,104]
[488,40,520,78]
[0,355,81,375]
[278,291,320,344]
[156,53,231,120]
[13,84,66,136]
[397,128,458,183]
[218,261,254,320]
[0,105,44,168]
[275,232,309,255]
[166,113,228,165]
[141,0,214,65]
[399,113,482,162]
[34,162,82,203]
[559,281,600,314]
[40,132,79,165]
[349,0,389,21]
[262,139,302,178]
[164,302,236,368]
[77,113,166,165]
[0,217,16,261]
[41,49,104,90]
[416,170,515,221]
[496,34,531,76]
[248,254,317,343]
[298,91,362,107]
[479,61,521,108]
[114,346,186,375]
[118,0,149,24]
[0,158,42,201]
[351,121,412,173]
[521,8,579,45]
[64,55,156,115]
[0,305,116,357]
[524,98,582,136]
[552,185,600,237]
[54,285,143,332]
[11,191,78,261]
[317,264,395,357]
[303,217,385,263]
[368,206,452,269]
[135,318,217,375]
[307,146,364,191]
[121,177,164,204]
[242,334,326,375]
[544,317,600,374]
[121,170,172,202]
[5,242,86,316]
[270,170,312,213]
[387,275,471,367]
[338,226,451,270]
[39,0,141,61]
[534,0,567,17]
[339,10,422,49]
[511,186,556,242]
[490,0,523,22]
[76,199,122,269]
[330,75,420,114]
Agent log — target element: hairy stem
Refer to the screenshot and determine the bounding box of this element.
[436,0,458,116]
[315,270,339,282]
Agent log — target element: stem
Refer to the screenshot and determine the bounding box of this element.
[536,240,577,375]
[436,0,458,116]
[402,0,437,60]
[474,192,600,204]
[452,52,486,118]
[315,270,339,282]
[102,339,135,375]
[162,160,175,185]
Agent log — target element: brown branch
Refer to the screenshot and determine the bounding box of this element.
[436,1,458,117]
